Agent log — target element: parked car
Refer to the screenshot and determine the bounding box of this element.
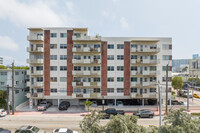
[0,128,11,133]
[168,100,184,105]
[52,128,78,133]
[133,109,154,118]
[177,90,192,98]
[59,101,70,110]
[15,125,45,133]
[0,109,7,117]
[117,101,123,107]
[37,101,52,111]
[193,93,200,99]
[91,101,97,107]
[101,108,125,119]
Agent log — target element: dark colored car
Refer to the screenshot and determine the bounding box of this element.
[0,128,11,133]
[59,101,70,110]
[133,110,154,118]
[168,100,184,105]
[101,108,125,119]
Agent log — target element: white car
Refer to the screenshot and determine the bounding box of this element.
[117,101,124,107]
[91,101,97,107]
[52,128,78,133]
[0,109,7,117]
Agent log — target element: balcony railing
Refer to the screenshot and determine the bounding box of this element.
[26,93,44,98]
[131,48,160,53]
[130,93,158,98]
[72,59,101,64]
[72,93,101,99]
[27,59,44,64]
[27,70,43,76]
[27,36,44,41]
[72,35,101,41]
[27,47,44,52]
[27,82,43,87]
[72,71,101,76]
[72,47,101,53]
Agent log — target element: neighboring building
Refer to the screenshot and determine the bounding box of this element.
[0,57,3,64]
[27,27,172,108]
[193,54,199,59]
[0,69,28,109]
[189,59,200,77]
[172,59,190,73]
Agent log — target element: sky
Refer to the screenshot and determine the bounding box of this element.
[0,0,200,66]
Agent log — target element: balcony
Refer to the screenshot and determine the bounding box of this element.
[27,70,43,76]
[72,82,101,87]
[91,71,101,75]
[72,93,101,99]
[149,93,158,98]
[72,35,101,41]
[26,93,44,99]
[131,59,158,65]
[83,71,91,75]
[72,59,101,64]
[27,35,44,41]
[130,93,142,98]
[72,47,101,53]
[27,59,44,64]
[72,82,83,87]
[27,47,44,53]
[131,48,160,53]
[27,82,43,87]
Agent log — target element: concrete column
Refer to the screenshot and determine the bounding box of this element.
[58,99,60,106]
[142,99,144,106]
[29,98,33,109]
[34,99,38,106]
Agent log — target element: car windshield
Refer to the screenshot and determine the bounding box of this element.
[32,126,40,133]
[67,129,73,133]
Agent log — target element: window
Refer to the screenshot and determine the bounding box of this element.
[131,88,137,93]
[131,77,137,82]
[163,44,172,50]
[60,66,67,71]
[163,55,172,60]
[117,66,124,71]
[60,55,67,60]
[107,55,114,60]
[50,33,57,38]
[15,90,19,94]
[107,66,114,71]
[131,44,138,48]
[131,55,137,59]
[15,72,19,75]
[94,88,100,93]
[150,55,157,60]
[107,77,114,82]
[150,88,156,93]
[94,44,100,48]
[60,77,67,82]
[131,66,137,71]
[51,88,57,93]
[37,77,43,82]
[60,44,67,49]
[108,88,114,93]
[93,66,100,71]
[163,77,172,82]
[117,44,124,49]
[50,77,57,82]
[162,66,172,71]
[117,55,124,60]
[50,55,57,60]
[150,45,157,49]
[37,88,43,93]
[94,77,100,82]
[150,66,157,71]
[60,33,67,38]
[117,77,124,82]
[150,77,156,82]
[74,33,81,37]
[93,55,100,59]
[0,72,7,75]
[0,82,5,85]
[50,66,57,71]
[50,44,57,49]
[36,66,43,70]
[117,88,124,93]
[74,44,81,48]
[74,55,81,60]
[108,44,114,49]
[74,66,81,71]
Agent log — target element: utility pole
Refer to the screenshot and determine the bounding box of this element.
[158,81,162,126]
[166,63,168,115]
[192,69,194,102]
[12,62,15,115]
[187,83,189,112]
[7,85,10,114]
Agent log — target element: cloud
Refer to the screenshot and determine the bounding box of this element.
[0,36,19,51]
[112,0,120,3]
[0,0,74,27]
[65,1,74,13]
[120,17,129,29]
[101,10,116,20]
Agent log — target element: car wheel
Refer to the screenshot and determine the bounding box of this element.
[149,115,153,118]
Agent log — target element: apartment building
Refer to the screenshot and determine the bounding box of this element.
[189,59,200,77]
[27,27,172,108]
[0,69,28,109]
[0,57,3,64]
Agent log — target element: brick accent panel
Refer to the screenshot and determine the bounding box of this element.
[44,30,50,96]
[67,30,74,96]
[101,41,107,96]
[124,41,130,96]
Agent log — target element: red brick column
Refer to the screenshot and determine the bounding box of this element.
[101,41,107,96]
[44,30,50,96]
[67,30,74,96]
[124,41,130,96]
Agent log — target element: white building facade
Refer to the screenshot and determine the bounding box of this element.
[27,27,172,108]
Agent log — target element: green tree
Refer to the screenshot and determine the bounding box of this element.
[158,109,200,133]
[0,65,8,69]
[0,90,7,109]
[172,76,183,90]
[182,66,188,73]
[188,77,200,86]
[84,101,93,111]
[14,66,29,70]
